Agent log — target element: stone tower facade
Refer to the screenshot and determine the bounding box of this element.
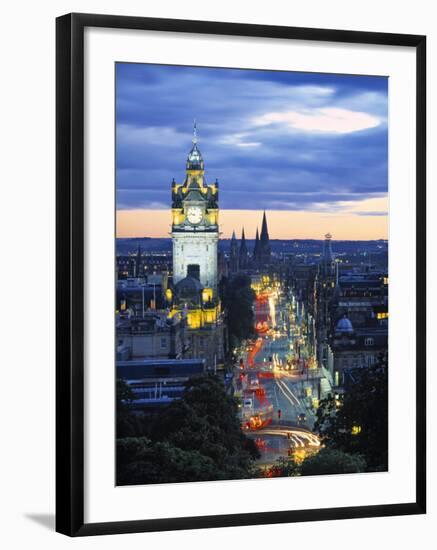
[171,124,219,297]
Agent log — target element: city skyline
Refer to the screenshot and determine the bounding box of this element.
[116,63,388,484]
[116,63,388,240]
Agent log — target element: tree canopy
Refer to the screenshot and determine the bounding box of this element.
[267,448,365,478]
[314,356,388,472]
[220,274,255,347]
[117,374,260,485]
[299,448,366,476]
[117,437,220,485]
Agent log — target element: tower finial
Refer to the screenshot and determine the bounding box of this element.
[193,119,197,144]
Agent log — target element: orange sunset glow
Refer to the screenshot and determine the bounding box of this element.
[116,197,388,241]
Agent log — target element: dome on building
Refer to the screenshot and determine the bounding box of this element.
[175,275,203,305]
[336,315,354,333]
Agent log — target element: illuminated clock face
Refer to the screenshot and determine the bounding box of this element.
[186,206,203,225]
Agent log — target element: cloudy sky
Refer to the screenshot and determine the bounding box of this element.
[116,63,388,240]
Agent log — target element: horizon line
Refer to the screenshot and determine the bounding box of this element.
[116,236,388,242]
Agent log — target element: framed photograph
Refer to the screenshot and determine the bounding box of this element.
[56,13,426,536]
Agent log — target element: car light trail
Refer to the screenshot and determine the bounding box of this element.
[249,427,321,449]
[268,295,276,328]
[275,378,300,406]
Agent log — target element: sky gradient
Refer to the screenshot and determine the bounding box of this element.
[116,63,388,240]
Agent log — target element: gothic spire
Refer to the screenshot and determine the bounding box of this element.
[258,211,271,265]
[260,210,269,242]
[239,227,248,269]
[229,230,239,273]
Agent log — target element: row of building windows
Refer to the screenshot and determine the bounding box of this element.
[118,337,169,349]
[340,355,376,369]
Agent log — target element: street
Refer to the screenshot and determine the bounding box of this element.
[234,282,323,466]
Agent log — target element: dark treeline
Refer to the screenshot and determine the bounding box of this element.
[117,375,260,485]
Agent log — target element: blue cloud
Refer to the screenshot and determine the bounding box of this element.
[116,63,388,211]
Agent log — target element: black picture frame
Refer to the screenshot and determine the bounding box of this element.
[56,12,426,537]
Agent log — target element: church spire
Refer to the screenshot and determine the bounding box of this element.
[230,230,239,273]
[258,211,271,265]
[239,227,249,269]
[260,210,269,242]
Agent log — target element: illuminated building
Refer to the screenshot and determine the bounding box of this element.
[321,232,335,276]
[168,124,225,370]
[116,250,171,280]
[331,271,388,328]
[171,122,219,295]
[326,314,388,385]
[116,275,167,316]
[312,234,389,385]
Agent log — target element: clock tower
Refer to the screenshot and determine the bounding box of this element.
[171,124,219,296]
